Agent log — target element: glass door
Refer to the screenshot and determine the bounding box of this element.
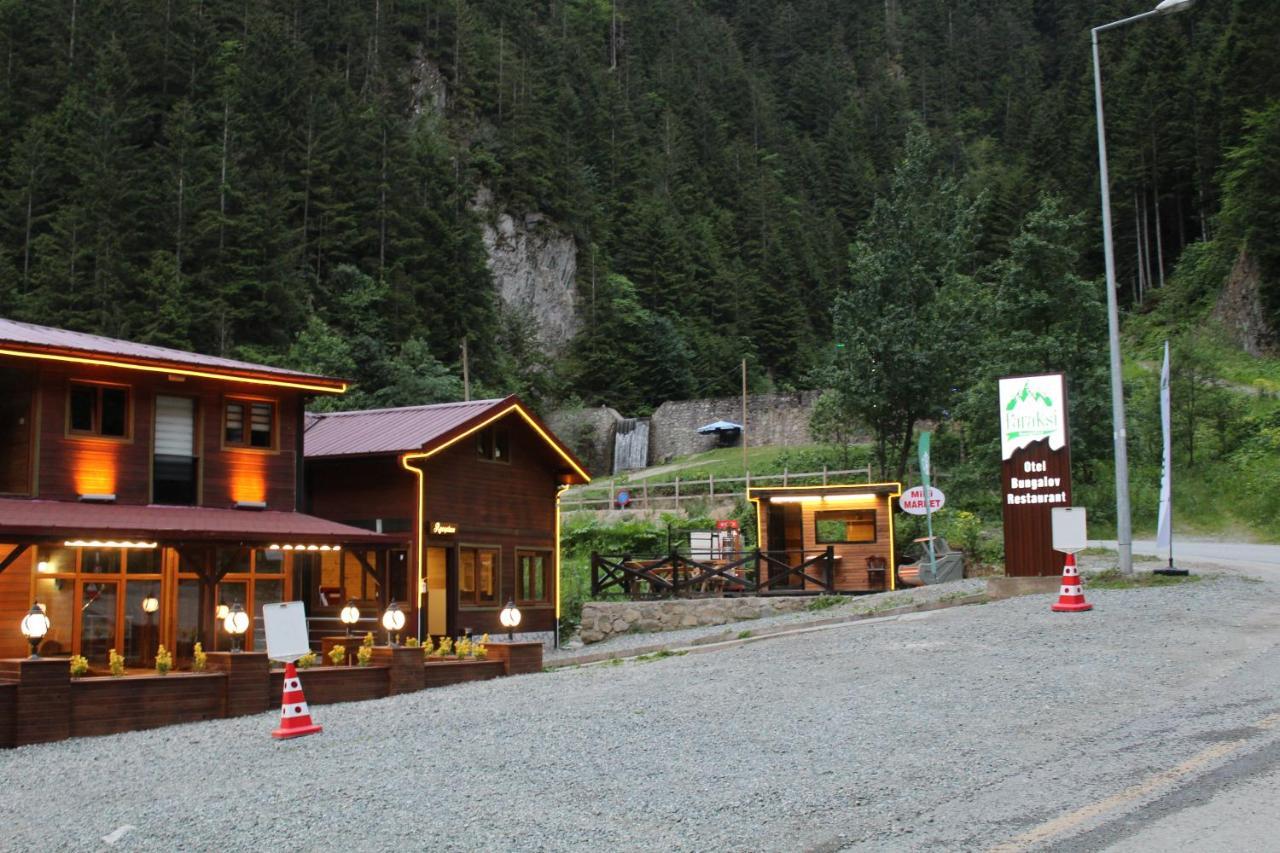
[78,580,119,665]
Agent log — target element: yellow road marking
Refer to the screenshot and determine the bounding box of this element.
[989,712,1280,853]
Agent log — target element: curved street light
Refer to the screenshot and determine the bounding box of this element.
[1091,0,1195,576]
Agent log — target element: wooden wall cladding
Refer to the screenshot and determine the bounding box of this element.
[306,456,415,522]
[0,657,71,746]
[482,641,543,676]
[70,673,225,738]
[0,682,15,748]
[2,649,526,747]
[423,413,560,633]
[422,659,505,688]
[0,545,32,658]
[762,497,895,591]
[268,665,390,706]
[27,360,300,510]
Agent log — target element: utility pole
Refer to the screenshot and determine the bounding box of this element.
[461,338,470,401]
[741,358,749,491]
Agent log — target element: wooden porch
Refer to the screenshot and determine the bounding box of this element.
[589,548,838,600]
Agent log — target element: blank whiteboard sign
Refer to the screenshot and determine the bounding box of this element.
[1051,507,1088,554]
[263,601,310,663]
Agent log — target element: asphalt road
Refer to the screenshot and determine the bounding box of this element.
[1089,538,1280,575]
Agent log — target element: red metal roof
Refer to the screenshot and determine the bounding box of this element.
[0,317,344,390]
[303,398,509,457]
[0,497,393,544]
[304,395,591,482]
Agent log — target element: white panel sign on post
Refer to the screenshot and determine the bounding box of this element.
[262,601,311,663]
[1051,507,1088,555]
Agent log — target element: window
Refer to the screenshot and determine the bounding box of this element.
[814,509,877,544]
[475,427,510,463]
[224,399,275,449]
[459,547,499,606]
[517,551,552,604]
[68,382,130,438]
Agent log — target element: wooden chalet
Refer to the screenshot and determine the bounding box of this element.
[0,318,395,664]
[303,397,591,644]
[748,483,903,592]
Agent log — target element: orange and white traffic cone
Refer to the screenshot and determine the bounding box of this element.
[1051,553,1092,613]
[272,662,323,739]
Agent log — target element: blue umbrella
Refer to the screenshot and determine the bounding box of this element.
[697,420,742,434]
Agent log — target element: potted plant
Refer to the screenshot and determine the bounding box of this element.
[328,644,347,667]
[109,649,125,678]
[435,636,454,659]
[474,641,488,660]
[456,637,473,659]
[155,645,173,675]
[297,650,318,669]
[361,631,375,649]
[405,636,420,648]
[356,644,373,667]
[192,642,207,672]
[69,655,89,678]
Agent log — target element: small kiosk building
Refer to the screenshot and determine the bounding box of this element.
[748,482,903,592]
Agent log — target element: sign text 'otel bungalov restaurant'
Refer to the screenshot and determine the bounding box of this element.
[998,373,1073,577]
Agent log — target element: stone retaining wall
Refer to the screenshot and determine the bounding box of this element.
[579,597,814,644]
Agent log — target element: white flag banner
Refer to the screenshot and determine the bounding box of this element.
[1156,341,1173,551]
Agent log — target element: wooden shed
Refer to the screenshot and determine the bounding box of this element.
[748,482,903,593]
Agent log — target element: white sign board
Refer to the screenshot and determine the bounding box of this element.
[899,485,945,516]
[1051,507,1088,554]
[998,373,1067,461]
[262,601,310,663]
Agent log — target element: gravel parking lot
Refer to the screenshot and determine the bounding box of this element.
[3,571,1279,852]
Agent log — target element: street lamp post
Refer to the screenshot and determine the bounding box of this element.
[1091,0,1196,576]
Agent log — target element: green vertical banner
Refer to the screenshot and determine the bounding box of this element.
[918,431,939,581]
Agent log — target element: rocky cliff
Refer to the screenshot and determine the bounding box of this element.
[473,187,580,353]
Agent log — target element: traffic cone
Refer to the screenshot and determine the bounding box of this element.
[1051,553,1092,613]
[272,662,323,739]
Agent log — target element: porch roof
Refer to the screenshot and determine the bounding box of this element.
[0,497,395,544]
[748,482,903,501]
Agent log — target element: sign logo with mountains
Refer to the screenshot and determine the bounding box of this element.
[998,374,1066,460]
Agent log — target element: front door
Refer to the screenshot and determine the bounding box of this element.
[425,546,448,638]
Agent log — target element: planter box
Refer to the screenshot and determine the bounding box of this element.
[482,641,544,676]
[0,681,15,748]
[423,658,505,688]
[70,672,226,738]
[269,665,390,707]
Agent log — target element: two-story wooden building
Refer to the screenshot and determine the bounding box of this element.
[303,397,591,643]
[0,318,393,664]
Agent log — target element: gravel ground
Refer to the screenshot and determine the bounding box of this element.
[3,570,1278,852]
[548,579,990,662]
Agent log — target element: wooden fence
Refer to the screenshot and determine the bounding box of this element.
[562,466,873,513]
[590,548,836,599]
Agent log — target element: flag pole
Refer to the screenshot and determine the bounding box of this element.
[1155,340,1187,576]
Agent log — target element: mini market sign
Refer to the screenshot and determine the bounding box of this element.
[899,485,945,516]
[998,373,1072,577]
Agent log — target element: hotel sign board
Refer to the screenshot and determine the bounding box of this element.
[999,373,1072,576]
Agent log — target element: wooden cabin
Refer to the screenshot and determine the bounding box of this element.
[303,396,591,644]
[0,318,395,664]
[748,483,903,592]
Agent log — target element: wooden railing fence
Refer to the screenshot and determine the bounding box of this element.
[589,548,836,599]
[562,466,873,512]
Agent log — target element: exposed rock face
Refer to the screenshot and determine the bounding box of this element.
[648,391,832,464]
[1215,247,1278,356]
[544,406,623,477]
[472,191,580,353]
[409,47,448,116]
[578,598,813,644]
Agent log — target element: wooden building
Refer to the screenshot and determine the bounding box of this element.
[748,483,903,592]
[0,318,394,663]
[303,396,591,643]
